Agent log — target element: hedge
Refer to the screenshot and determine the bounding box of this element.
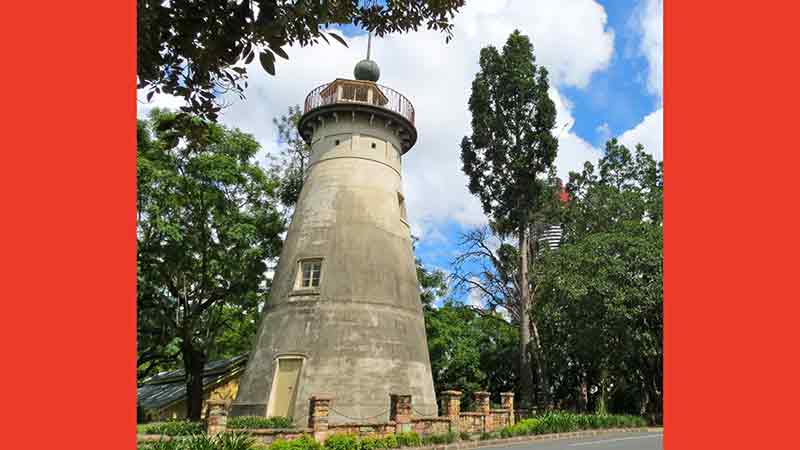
[497,412,648,438]
[228,416,295,429]
[138,431,257,450]
[138,420,205,436]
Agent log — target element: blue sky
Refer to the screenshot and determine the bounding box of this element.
[139,0,664,307]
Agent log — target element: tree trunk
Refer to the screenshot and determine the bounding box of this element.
[518,225,535,408]
[183,343,207,421]
[530,318,551,409]
[595,368,608,415]
[578,372,589,412]
[527,222,551,410]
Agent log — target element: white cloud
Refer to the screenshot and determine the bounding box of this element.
[466,277,485,308]
[618,108,663,161]
[596,122,611,144]
[636,0,663,100]
[137,0,616,237]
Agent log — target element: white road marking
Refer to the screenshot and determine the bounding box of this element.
[569,434,663,446]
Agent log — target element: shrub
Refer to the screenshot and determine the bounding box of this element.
[383,435,399,448]
[395,432,421,448]
[531,412,647,435]
[138,440,178,450]
[139,420,205,436]
[458,432,471,441]
[421,432,458,445]
[181,434,218,450]
[229,416,295,429]
[324,433,359,450]
[271,435,322,450]
[359,436,387,450]
[216,432,258,450]
[478,431,499,441]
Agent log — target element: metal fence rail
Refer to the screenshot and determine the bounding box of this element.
[303,82,415,125]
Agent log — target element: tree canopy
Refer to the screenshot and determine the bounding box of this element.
[536,140,663,419]
[266,105,312,211]
[460,30,559,407]
[137,109,285,419]
[138,0,465,120]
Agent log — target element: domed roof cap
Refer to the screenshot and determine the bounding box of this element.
[354,59,380,82]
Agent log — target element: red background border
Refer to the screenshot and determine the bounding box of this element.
[1,1,799,449]
[0,1,136,449]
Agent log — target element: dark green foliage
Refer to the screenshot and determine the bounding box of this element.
[139,420,205,436]
[458,432,472,441]
[537,140,662,419]
[228,416,295,429]
[395,432,421,448]
[137,109,285,419]
[266,106,312,210]
[424,300,518,406]
[138,0,465,120]
[460,29,560,407]
[323,434,359,450]
[461,30,558,228]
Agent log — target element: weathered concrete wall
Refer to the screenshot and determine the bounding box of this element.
[232,111,437,425]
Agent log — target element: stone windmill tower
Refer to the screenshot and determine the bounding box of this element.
[230,36,437,424]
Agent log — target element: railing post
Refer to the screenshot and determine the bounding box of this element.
[500,392,515,425]
[390,394,412,433]
[310,394,333,443]
[440,390,462,432]
[206,400,229,436]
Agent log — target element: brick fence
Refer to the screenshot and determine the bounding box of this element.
[135,390,518,445]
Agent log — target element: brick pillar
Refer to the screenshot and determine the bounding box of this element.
[390,394,412,433]
[473,391,491,414]
[440,390,462,418]
[440,390,461,433]
[473,392,491,432]
[206,400,229,436]
[500,392,515,425]
[310,394,333,442]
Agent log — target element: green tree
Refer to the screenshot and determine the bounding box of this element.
[138,0,465,120]
[267,105,312,211]
[424,300,519,408]
[137,109,285,420]
[537,140,662,419]
[460,30,559,407]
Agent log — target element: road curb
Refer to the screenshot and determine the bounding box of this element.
[418,427,662,450]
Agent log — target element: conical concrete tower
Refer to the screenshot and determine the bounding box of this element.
[230,42,437,424]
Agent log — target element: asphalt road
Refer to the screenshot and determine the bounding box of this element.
[479,432,663,450]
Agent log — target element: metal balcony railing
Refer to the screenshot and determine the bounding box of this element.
[303,80,415,125]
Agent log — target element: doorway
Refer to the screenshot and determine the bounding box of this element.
[268,358,303,418]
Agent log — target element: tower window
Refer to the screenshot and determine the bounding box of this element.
[335,139,340,146]
[297,259,323,289]
[397,193,408,222]
[371,142,377,149]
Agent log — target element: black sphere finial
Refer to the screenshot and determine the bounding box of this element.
[354,31,380,82]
